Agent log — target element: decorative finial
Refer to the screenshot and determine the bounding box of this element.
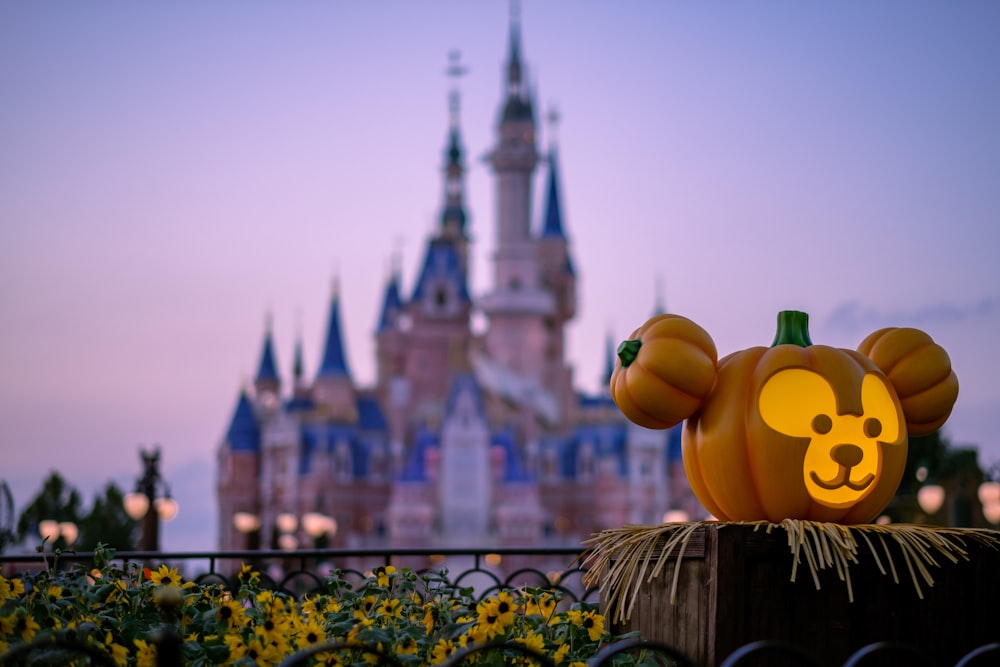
[446,50,467,129]
[547,106,561,149]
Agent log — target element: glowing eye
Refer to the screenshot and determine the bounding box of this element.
[864,418,882,438]
[811,414,833,435]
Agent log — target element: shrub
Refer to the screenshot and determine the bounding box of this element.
[0,547,655,666]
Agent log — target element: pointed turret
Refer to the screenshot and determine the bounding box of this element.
[317,279,350,379]
[501,1,533,123]
[541,145,565,239]
[537,115,577,321]
[225,389,260,453]
[254,315,280,400]
[313,278,358,421]
[377,268,404,332]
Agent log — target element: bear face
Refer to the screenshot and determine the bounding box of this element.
[759,368,903,509]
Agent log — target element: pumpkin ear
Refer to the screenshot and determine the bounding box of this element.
[759,368,838,438]
[860,373,901,444]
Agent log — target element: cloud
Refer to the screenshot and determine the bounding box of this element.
[824,296,1000,334]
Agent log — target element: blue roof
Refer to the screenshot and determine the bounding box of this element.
[411,239,470,304]
[255,328,280,383]
[226,391,260,452]
[540,148,566,239]
[377,273,404,332]
[318,287,351,378]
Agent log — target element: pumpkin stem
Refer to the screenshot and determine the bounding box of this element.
[771,310,813,347]
[617,339,642,367]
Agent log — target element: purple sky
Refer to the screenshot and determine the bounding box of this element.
[2,2,998,550]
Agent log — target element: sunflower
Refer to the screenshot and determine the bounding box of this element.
[475,599,506,640]
[429,638,457,665]
[148,564,182,587]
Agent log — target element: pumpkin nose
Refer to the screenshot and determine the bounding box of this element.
[832,444,864,468]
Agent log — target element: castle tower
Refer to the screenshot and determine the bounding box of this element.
[313,279,358,422]
[479,9,549,381]
[253,315,281,408]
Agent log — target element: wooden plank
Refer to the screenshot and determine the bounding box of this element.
[603,525,1000,667]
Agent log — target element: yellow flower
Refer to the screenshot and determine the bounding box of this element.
[464,622,489,645]
[374,564,397,588]
[134,638,157,667]
[525,592,558,622]
[377,597,402,618]
[475,598,506,639]
[430,638,457,664]
[315,651,344,666]
[422,603,436,634]
[295,618,327,649]
[354,594,377,621]
[493,590,518,626]
[515,629,546,655]
[148,564,182,587]
[0,576,25,599]
[569,609,605,642]
[391,634,416,655]
[553,643,571,665]
[214,598,247,629]
[103,631,128,667]
[13,612,40,642]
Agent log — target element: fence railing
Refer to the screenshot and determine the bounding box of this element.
[1,544,598,602]
[2,547,999,666]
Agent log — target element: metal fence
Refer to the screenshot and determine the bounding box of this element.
[2,547,998,666]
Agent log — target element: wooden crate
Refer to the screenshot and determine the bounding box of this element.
[602,523,1000,667]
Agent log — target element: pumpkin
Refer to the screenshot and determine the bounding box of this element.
[857,327,958,436]
[682,311,912,523]
[610,314,718,430]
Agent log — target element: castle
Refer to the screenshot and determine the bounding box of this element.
[215,14,701,559]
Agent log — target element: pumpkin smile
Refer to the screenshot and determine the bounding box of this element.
[810,465,875,492]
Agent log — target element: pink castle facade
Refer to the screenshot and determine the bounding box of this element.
[216,15,702,560]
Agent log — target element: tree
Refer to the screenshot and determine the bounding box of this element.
[77,483,138,551]
[16,472,84,549]
[16,473,139,550]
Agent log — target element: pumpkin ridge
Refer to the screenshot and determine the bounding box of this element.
[632,356,702,405]
[889,340,954,394]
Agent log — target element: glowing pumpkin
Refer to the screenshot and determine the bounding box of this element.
[611,310,959,524]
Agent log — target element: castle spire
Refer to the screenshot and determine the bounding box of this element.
[541,110,565,239]
[254,313,280,397]
[440,50,469,243]
[317,278,350,378]
[501,0,533,123]
[377,260,404,332]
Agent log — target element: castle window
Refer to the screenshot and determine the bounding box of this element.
[435,287,447,307]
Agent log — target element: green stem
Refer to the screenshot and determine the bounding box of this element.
[617,339,642,367]
[771,310,813,348]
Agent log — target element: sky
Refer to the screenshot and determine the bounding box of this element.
[2,1,998,551]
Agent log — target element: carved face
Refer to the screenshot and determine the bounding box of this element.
[759,369,902,509]
[681,343,909,524]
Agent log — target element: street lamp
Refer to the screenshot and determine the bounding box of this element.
[979,462,1000,525]
[917,483,946,516]
[123,446,178,551]
[38,519,78,549]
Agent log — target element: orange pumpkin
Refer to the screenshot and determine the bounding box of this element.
[857,327,959,436]
[610,314,717,430]
[682,311,910,523]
